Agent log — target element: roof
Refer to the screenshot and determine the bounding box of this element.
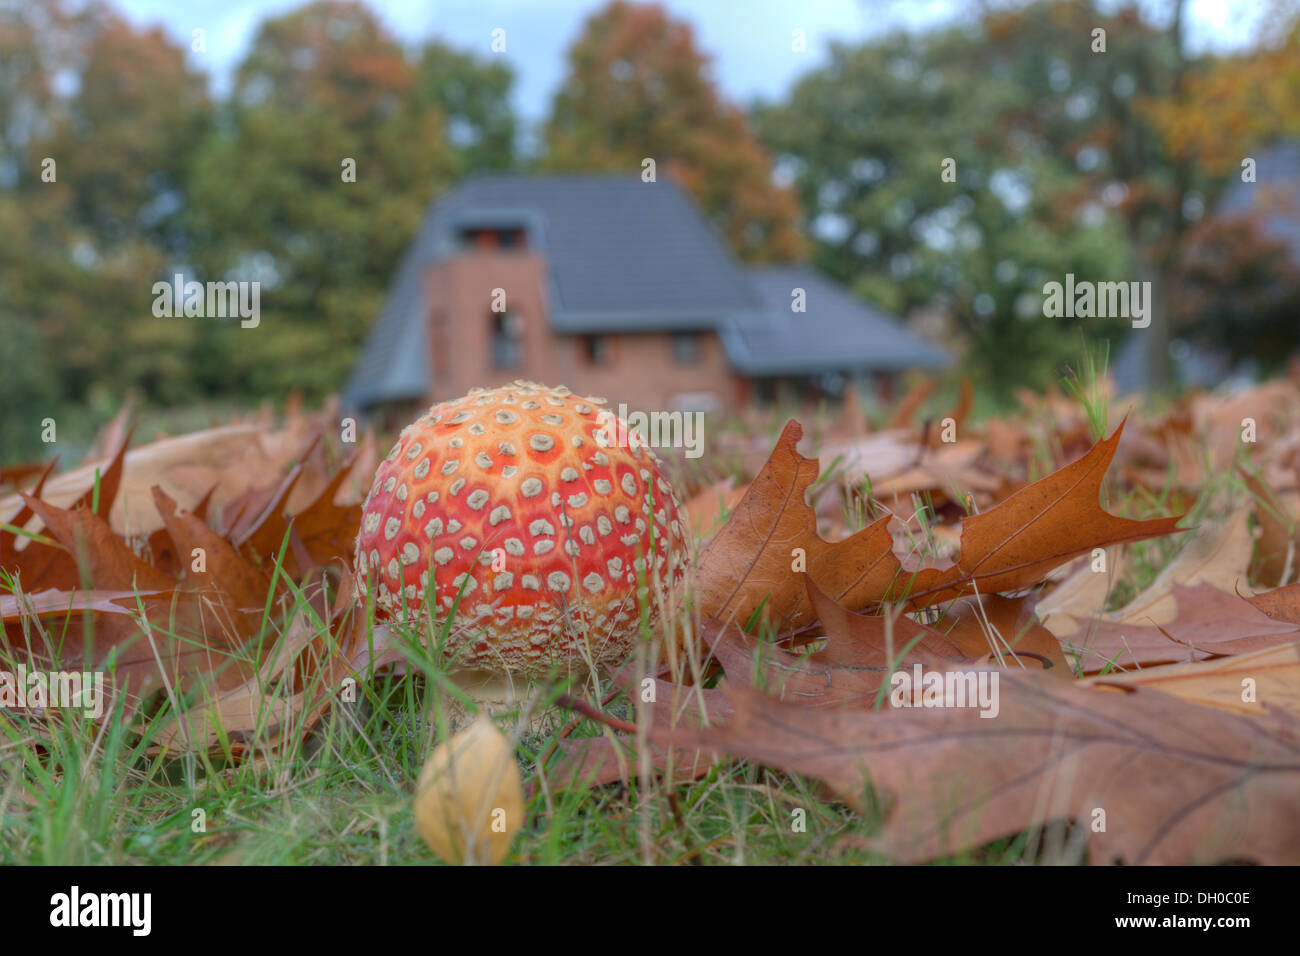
[729,266,950,375]
[344,174,949,409]
[1216,140,1300,262]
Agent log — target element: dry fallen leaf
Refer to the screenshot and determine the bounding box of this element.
[414,715,524,865]
[1082,641,1300,718]
[675,674,1300,864]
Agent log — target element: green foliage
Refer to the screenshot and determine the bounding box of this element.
[756,16,1139,397]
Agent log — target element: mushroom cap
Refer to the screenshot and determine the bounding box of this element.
[354,381,690,674]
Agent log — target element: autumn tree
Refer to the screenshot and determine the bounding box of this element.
[414,40,517,174]
[0,0,211,455]
[757,17,1131,396]
[186,1,459,399]
[542,1,805,263]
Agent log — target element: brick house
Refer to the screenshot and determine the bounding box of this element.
[343,174,947,419]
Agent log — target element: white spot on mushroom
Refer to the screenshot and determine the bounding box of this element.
[434,547,454,565]
[424,517,444,538]
[384,517,401,540]
[413,500,426,519]
[579,525,596,545]
[593,479,612,495]
[547,571,571,592]
[564,540,580,556]
[621,534,640,546]
[441,460,459,475]
[533,540,555,555]
[621,474,637,496]
[541,414,564,426]
[364,512,380,533]
[498,441,517,456]
[529,434,555,452]
[387,557,400,579]
[606,557,623,577]
[447,519,462,534]
[583,573,604,593]
[401,542,419,565]
[560,467,579,482]
[489,505,511,526]
[521,477,543,498]
[529,519,555,536]
[452,573,478,594]
[593,452,609,467]
[495,410,518,425]
[426,490,438,503]
[396,483,409,502]
[568,492,589,508]
[383,476,396,493]
[475,452,492,469]
[494,572,514,591]
[521,575,540,591]
[614,505,631,523]
[466,489,490,510]
[448,411,471,425]
[468,423,486,436]
[505,538,524,556]
[405,442,423,460]
[502,465,518,478]
[460,536,478,550]
[597,515,613,535]
[449,437,463,449]
[449,478,466,496]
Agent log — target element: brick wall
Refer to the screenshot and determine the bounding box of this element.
[424,251,742,411]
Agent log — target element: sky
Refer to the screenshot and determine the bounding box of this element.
[112,0,1269,126]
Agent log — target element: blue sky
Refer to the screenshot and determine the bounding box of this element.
[113,0,1266,125]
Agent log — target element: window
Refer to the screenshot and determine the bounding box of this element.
[583,335,609,365]
[671,331,701,364]
[491,311,523,369]
[458,227,527,251]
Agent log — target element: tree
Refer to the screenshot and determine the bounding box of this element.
[186,1,458,399]
[542,1,805,263]
[414,41,517,174]
[757,17,1131,396]
[0,0,211,426]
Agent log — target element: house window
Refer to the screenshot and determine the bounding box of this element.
[671,332,701,364]
[491,311,523,368]
[583,335,609,365]
[458,227,527,251]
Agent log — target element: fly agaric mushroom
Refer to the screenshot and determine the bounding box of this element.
[354,381,690,675]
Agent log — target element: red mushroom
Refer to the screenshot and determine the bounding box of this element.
[354,381,690,676]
